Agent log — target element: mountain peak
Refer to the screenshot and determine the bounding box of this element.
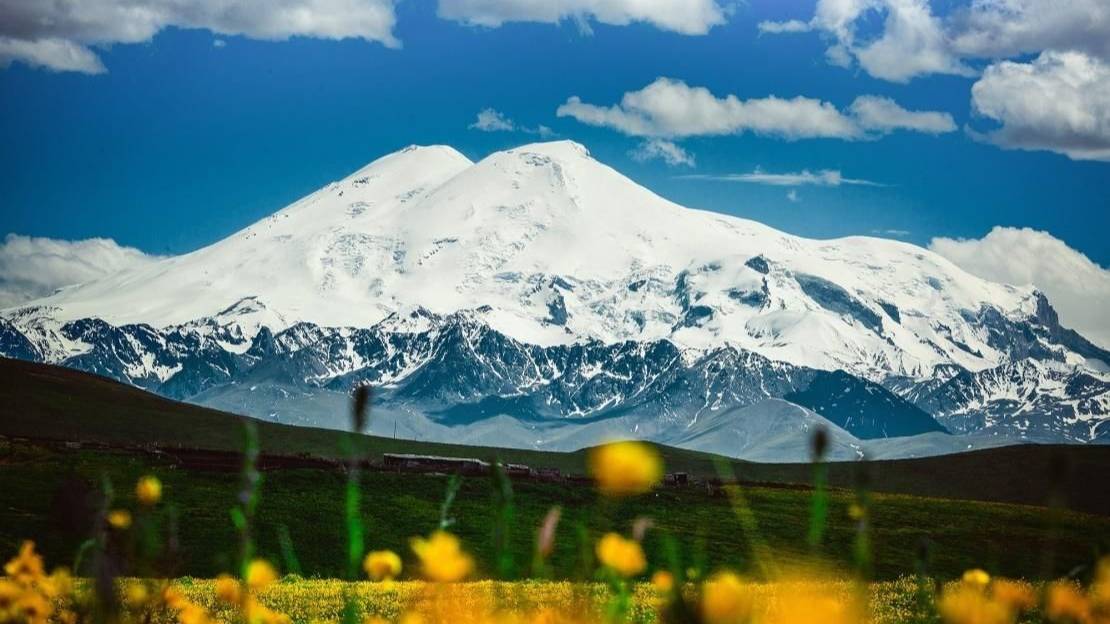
[504,140,592,160]
[343,143,473,183]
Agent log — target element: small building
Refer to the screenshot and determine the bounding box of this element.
[664,472,689,486]
[383,453,490,475]
[504,463,533,477]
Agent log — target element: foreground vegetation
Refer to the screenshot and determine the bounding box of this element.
[2,441,1108,582]
[3,360,1110,623]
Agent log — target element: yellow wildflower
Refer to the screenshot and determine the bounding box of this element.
[178,602,213,624]
[848,503,866,520]
[4,541,45,584]
[1093,557,1110,608]
[163,586,187,610]
[363,618,390,624]
[125,583,149,607]
[107,509,133,530]
[244,597,291,624]
[595,533,646,578]
[363,550,403,581]
[410,531,473,583]
[652,570,675,593]
[44,568,72,599]
[962,569,991,588]
[135,475,163,506]
[701,571,752,624]
[991,579,1036,612]
[939,584,1013,624]
[767,593,860,624]
[16,591,52,624]
[215,574,241,604]
[588,441,662,497]
[246,559,279,591]
[1046,582,1091,623]
[0,579,21,610]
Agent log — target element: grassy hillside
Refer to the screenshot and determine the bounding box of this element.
[2,357,1108,514]
[2,441,1109,582]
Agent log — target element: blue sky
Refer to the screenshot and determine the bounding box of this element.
[0,1,1107,279]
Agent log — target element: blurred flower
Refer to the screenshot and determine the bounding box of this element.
[939,584,1013,624]
[246,559,279,591]
[588,441,662,497]
[1093,556,1110,608]
[962,569,991,588]
[595,533,646,578]
[107,509,132,530]
[767,593,860,624]
[701,571,752,624]
[991,579,1036,612]
[410,531,473,583]
[363,550,402,581]
[163,587,214,624]
[215,574,241,603]
[1046,582,1091,623]
[848,503,866,520]
[15,591,51,624]
[652,570,675,593]
[136,475,163,506]
[125,583,149,607]
[4,542,45,584]
[244,596,291,624]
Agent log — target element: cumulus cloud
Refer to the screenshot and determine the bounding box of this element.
[786,189,800,202]
[468,108,556,137]
[762,0,1110,83]
[948,0,1110,63]
[628,139,695,167]
[758,20,811,34]
[850,95,957,134]
[929,227,1110,349]
[556,78,955,142]
[0,0,399,74]
[0,234,160,308]
[681,167,882,187]
[970,51,1110,161]
[437,0,728,35]
[470,108,516,132]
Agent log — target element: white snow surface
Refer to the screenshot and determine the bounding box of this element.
[8,140,1046,381]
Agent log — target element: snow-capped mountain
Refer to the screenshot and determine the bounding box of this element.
[2,141,1107,457]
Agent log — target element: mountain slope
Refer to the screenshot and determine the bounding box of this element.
[2,140,1107,452]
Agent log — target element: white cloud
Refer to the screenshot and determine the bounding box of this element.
[681,167,882,186]
[758,20,811,34]
[762,0,971,82]
[557,78,954,141]
[0,0,399,74]
[786,189,800,202]
[0,37,107,74]
[949,0,1110,63]
[212,38,227,48]
[437,0,728,35]
[0,234,160,308]
[850,95,957,134]
[470,108,516,132]
[628,139,695,167]
[970,51,1110,162]
[468,108,557,137]
[929,227,1110,349]
[762,0,1110,83]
